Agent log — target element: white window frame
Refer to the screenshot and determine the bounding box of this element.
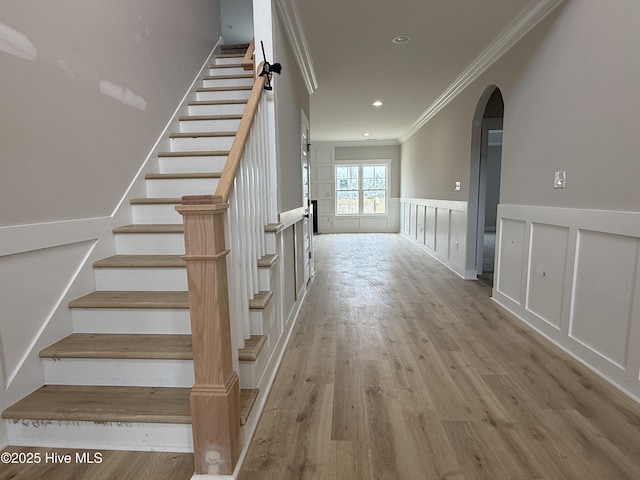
[335,162,389,216]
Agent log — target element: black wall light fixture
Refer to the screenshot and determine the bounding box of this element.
[259,41,282,91]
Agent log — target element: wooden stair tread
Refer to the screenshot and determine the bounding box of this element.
[249,291,273,310]
[145,172,222,180]
[179,114,243,121]
[40,333,192,360]
[113,224,184,234]
[69,291,189,309]
[130,197,181,205]
[240,388,258,426]
[158,150,230,158]
[257,254,279,268]
[238,335,267,362]
[203,74,254,80]
[210,63,244,69]
[1,385,191,424]
[2,385,258,426]
[196,86,252,92]
[188,100,247,106]
[169,131,236,139]
[215,53,245,59]
[93,255,185,268]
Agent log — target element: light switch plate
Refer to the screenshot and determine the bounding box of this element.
[554,171,566,188]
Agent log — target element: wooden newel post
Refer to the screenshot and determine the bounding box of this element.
[176,195,240,476]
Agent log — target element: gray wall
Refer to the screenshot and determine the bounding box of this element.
[0,0,221,227]
[402,0,640,213]
[484,144,502,229]
[220,0,254,45]
[273,11,310,213]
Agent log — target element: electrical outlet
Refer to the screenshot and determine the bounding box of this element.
[455,181,461,191]
[554,171,566,188]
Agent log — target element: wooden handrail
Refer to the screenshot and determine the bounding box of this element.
[215,64,266,203]
[241,39,255,71]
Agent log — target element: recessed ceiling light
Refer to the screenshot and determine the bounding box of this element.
[372,100,383,107]
[392,34,411,45]
[363,132,371,137]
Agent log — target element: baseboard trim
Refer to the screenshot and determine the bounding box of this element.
[492,294,640,406]
[401,232,467,280]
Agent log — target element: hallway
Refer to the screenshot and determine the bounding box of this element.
[239,233,640,479]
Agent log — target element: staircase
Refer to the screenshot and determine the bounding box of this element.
[2,49,277,455]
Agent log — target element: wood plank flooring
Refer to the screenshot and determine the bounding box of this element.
[0,447,194,480]
[239,233,640,480]
[4,233,640,479]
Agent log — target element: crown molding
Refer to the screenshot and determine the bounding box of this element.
[400,0,565,143]
[274,0,318,95]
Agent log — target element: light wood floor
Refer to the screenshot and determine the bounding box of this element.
[239,233,640,480]
[4,233,640,479]
[0,447,194,480]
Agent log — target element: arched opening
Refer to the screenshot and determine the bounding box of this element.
[466,86,504,288]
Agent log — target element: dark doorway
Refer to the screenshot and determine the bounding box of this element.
[468,87,503,288]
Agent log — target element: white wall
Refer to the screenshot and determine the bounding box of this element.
[311,143,401,233]
[0,0,222,446]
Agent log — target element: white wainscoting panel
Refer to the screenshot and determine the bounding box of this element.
[416,205,426,244]
[400,198,468,279]
[496,218,526,304]
[526,223,569,329]
[570,230,639,370]
[425,207,436,249]
[493,204,640,402]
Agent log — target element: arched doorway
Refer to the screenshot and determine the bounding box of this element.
[466,86,504,287]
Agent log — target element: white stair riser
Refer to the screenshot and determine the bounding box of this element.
[146,177,219,197]
[196,89,251,102]
[265,232,277,254]
[114,233,185,255]
[250,297,276,337]
[258,268,271,292]
[95,267,187,291]
[6,421,192,452]
[43,358,194,387]
[72,308,191,334]
[250,310,264,336]
[203,77,253,88]
[214,57,244,66]
[159,155,228,174]
[132,204,182,224]
[179,118,241,134]
[188,103,246,116]
[239,341,270,390]
[209,66,245,76]
[170,135,234,152]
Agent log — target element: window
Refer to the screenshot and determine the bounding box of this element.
[336,164,387,215]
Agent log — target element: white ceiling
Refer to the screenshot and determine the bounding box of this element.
[292,0,537,143]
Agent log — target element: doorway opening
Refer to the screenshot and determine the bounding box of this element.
[467,87,503,288]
